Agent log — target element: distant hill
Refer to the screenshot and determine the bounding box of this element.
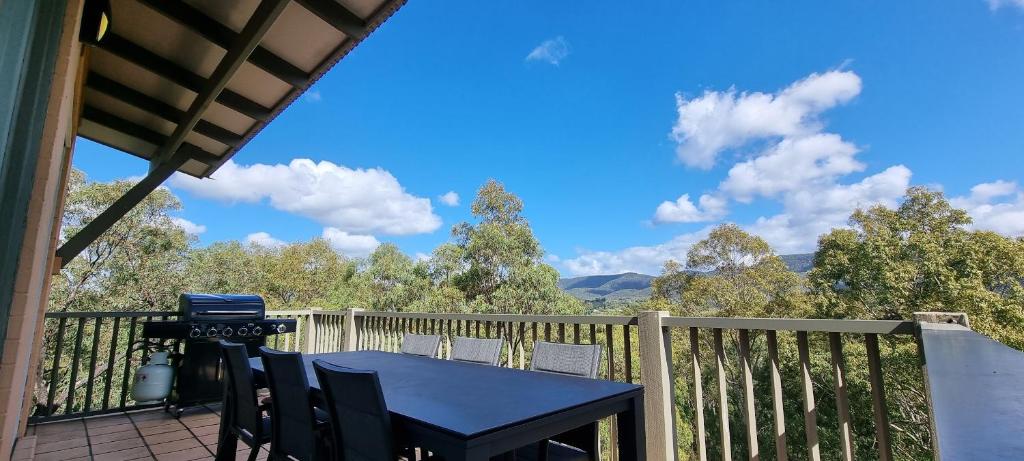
[559,253,813,303]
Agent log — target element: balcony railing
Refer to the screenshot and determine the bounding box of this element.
[33,308,998,460]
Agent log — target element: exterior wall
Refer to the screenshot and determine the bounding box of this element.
[0,0,84,458]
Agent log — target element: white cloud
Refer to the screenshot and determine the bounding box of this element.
[671,70,861,169]
[321,227,380,257]
[654,194,727,223]
[245,232,286,248]
[749,165,912,253]
[304,89,322,102]
[720,134,863,202]
[170,159,441,236]
[171,217,206,235]
[438,191,460,207]
[987,0,1024,11]
[562,228,713,276]
[526,36,571,66]
[951,180,1024,236]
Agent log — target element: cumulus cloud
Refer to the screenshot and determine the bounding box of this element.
[720,134,863,202]
[170,159,441,236]
[951,180,1024,236]
[438,191,460,207]
[526,36,571,65]
[654,194,727,223]
[749,165,912,253]
[322,227,380,257]
[562,228,713,276]
[304,89,322,102]
[171,217,206,235]
[245,232,286,248]
[671,70,861,169]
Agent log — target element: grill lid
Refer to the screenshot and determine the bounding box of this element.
[179,293,265,321]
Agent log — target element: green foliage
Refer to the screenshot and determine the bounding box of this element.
[650,224,810,318]
[51,172,580,316]
[809,186,1024,348]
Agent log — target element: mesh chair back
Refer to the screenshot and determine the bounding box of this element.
[313,360,395,461]
[259,347,318,461]
[529,341,603,379]
[400,333,441,358]
[219,341,263,438]
[451,336,503,366]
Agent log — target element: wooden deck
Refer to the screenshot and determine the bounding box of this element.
[18,405,266,461]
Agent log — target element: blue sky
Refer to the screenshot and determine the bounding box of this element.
[74,0,1024,276]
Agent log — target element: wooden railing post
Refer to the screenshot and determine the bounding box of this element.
[305,311,318,354]
[342,308,363,352]
[638,310,675,460]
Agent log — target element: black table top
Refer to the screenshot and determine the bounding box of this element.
[249,350,642,439]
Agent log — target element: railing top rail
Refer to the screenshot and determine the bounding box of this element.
[43,311,180,319]
[661,316,915,334]
[267,310,318,316]
[354,311,639,326]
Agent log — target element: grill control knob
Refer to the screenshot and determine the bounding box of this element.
[237,327,249,337]
[189,327,202,339]
[207,327,219,337]
[276,324,287,334]
[222,327,233,337]
[252,326,263,336]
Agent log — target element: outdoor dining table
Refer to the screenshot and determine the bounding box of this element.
[216,350,646,461]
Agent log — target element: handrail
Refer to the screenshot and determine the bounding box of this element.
[43,310,179,318]
[662,316,915,334]
[354,310,639,325]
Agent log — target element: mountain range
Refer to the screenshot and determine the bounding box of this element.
[559,253,814,303]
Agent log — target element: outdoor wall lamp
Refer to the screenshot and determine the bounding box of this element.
[79,0,111,45]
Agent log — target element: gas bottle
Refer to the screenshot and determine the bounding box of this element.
[130,351,173,404]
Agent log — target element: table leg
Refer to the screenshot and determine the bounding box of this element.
[616,394,646,461]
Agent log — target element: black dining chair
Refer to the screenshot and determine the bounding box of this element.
[451,336,504,366]
[400,333,442,358]
[312,360,437,461]
[259,347,332,461]
[219,340,271,461]
[516,341,605,461]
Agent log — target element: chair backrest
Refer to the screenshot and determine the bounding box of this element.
[259,347,317,461]
[400,333,441,358]
[219,340,263,438]
[451,336,503,366]
[529,341,603,379]
[313,360,395,461]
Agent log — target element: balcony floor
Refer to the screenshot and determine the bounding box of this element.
[19,404,267,461]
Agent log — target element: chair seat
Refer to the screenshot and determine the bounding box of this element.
[515,441,589,461]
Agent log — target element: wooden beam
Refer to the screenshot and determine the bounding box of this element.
[80,105,221,165]
[138,0,309,86]
[97,32,272,120]
[85,73,243,146]
[294,0,367,38]
[152,0,290,166]
[55,150,191,267]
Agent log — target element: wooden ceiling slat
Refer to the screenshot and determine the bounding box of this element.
[98,32,272,121]
[294,0,367,39]
[86,72,243,146]
[138,0,309,87]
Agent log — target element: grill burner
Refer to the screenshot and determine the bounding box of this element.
[141,293,296,415]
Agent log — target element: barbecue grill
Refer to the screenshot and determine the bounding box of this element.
[141,293,296,415]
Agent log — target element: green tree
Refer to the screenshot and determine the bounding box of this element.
[450,180,582,315]
[51,169,192,312]
[809,186,1024,348]
[651,224,810,318]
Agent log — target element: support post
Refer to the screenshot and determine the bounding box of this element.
[342,308,362,352]
[637,311,674,460]
[305,311,318,354]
